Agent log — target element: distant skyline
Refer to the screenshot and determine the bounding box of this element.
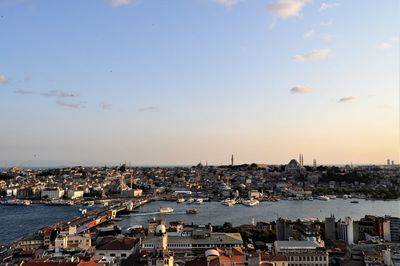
[0,0,399,166]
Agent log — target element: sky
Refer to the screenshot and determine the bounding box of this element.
[0,0,399,166]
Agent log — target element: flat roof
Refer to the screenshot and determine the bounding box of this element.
[274,241,320,250]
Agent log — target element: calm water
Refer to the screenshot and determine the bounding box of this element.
[117,199,400,229]
[0,204,82,244]
[1,199,399,244]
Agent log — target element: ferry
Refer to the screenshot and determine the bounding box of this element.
[0,199,31,206]
[241,199,259,207]
[327,195,337,200]
[159,207,174,214]
[47,199,74,206]
[343,195,349,199]
[307,197,314,201]
[222,199,236,206]
[186,208,198,214]
[316,196,330,201]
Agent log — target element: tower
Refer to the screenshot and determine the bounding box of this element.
[231,154,234,166]
[313,159,317,169]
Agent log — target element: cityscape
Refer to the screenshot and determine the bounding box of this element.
[0,0,399,266]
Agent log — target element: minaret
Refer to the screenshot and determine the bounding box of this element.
[231,154,234,166]
[313,159,317,169]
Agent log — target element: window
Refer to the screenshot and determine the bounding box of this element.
[121,254,126,257]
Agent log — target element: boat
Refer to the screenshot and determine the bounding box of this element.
[159,207,174,213]
[0,199,31,206]
[186,208,198,214]
[83,201,94,206]
[327,195,337,199]
[307,197,314,201]
[350,200,359,204]
[186,198,194,204]
[343,195,349,199]
[316,196,330,201]
[127,225,143,231]
[194,198,204,205]
[176,198,185,203]
[47,199,74,206]
[222,198,236,206]
[241,199,259,207]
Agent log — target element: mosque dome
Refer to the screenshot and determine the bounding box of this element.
[156,224,166,235]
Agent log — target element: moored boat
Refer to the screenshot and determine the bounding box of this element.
[316,196,330,201]
[241,199,259,207]
[222,198,236,206]
[0,199,31,206]
[159,207,174,213]
[47,199,74,206]
[186,208,198,214]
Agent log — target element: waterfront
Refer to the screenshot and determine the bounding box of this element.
[2,199,398,244]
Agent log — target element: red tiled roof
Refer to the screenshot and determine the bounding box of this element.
[96,236,138,251]
[22,259,78,266]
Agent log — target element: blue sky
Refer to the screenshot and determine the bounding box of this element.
[0,0,398,166]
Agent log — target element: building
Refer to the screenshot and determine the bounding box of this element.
[386,216,400,242]
[276,218,293,241]
[41,188,65,199]
[325,215,336,241]
[66,189,84,199]
[337,217,354,245]
[95,235,140,261]
[54,234,91,251]
[273,240,328,266]
[141,223,244,258]
[143,221,175,266]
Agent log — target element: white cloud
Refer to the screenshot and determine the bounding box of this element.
[303,30,314,39]
[379,42,393,50]
[322,34,334,42]
[138,106,158,112]
[0,73,7,84]
[213,0,238,8]
[337,96,356,103]
[267,0,309,19]
[290,85,315,94]
[319,2,340,11]
[292,48,331,61]
[42,90,80,98]
[56,100,86,109]
[100,102,112,110]
[110,0,131,7]
[14,89,34,95]
[320,20,333,26]
[378,36,398,50]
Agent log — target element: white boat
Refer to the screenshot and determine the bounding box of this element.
[159,207,174,213]
[47,199,74,206]
[242,199,259,207]
[222,199,236,206]
[307,197,314,201]
[194,198,204,205]
[176,198,185,203]
[316,196,330,201]
[343,195,349,199]
[327,195,336,199]
[1,199,31,206]
[186,198,194,204]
